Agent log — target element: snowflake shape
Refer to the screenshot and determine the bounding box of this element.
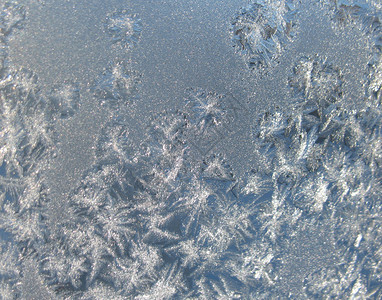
[105,10,142,49]
[231,0,298,69]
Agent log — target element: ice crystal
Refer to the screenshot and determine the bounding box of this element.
[303,255,365,299]
[289,55,343,112]
[60,66,382,297]
[45,81,80,120]
[92,61,141,109]
[186,88,226,131]
[95,118,132,164]
[140,111,189,200]
[184,88,247,155]
[368,55,382,103]
[40,244,88,289]
[17,259,55,299]
[0,68,52,177]
[0,2,25,37]
[231,0,298,69]
[1,203,45,247]
[0,38,7,71]
[0,280,16,300]
[230,241,275,286]
[80,284,125,300]
[293,174,330,213]
[323,0,382,56]
[171,178,214,235]
[105,10,142,49]
[0,242,20,280]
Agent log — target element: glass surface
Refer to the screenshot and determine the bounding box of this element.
[0,0,381,298]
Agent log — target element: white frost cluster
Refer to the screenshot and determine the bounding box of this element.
[104,9,143,49]
[231,0,299,69]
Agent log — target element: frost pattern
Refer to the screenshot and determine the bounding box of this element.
[288,55,343,111]
[92,61,141,109]
[0,2,25,37]
[0,68,56,300]
[0,2,26,71]
[31,66,378,297]
[184,88,247,155]
[45,81,80,120]
[0,65,57,298]
[3,76,382,298]
[323,0,382,55]
[105,10,142,49]
[0,67,52,177]
[0,3,83,298]
[231,0,299,69]
[1,1,382,299]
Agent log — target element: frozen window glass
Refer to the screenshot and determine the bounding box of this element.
[0,0,381,298]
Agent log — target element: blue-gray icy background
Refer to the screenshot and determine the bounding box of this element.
[1,0,381,299]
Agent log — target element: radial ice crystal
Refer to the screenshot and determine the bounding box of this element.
[185,88,226,132]
[92,61,141,109]
[184,88,247,155]
[45,81,80,120]
[231,0,298,70]
[105,10,142,49]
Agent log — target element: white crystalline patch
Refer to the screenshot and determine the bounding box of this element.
[231,0,298,69]
[46,81,80,120]
[368,55,382,102]
[96,119,131,164]
[105,10,142,49]
[303,257,361,299]
[289,56,343,110]
[186,88,226,131]
[0,2,25,36]
[92,61,141,109]
[243,172,271,196]
[323,0,382,48]
[184,88,247,156]
[240,244,274,284]
[293,174,330,213]
[0,68,52,178]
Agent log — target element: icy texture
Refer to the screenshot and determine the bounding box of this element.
[0,69,55,299]
[22,75,378,297]
[1,0,382,299]
[95,118,132,164]
[288,55,343,112]
[323,0,382,53]
[92,61,141,109]
[185,88,248,155]
[104,10,142,49]
[0,67,51,177]
[0,2,26,71]
[0,4,83,298]
[45,81,80,120]
[0,2,25,37]
[231,0,298,70]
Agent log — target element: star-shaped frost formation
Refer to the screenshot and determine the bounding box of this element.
[92,61,141,109]
[105,10,142,49]
[185,88,247,156]
[231,0,298,70]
